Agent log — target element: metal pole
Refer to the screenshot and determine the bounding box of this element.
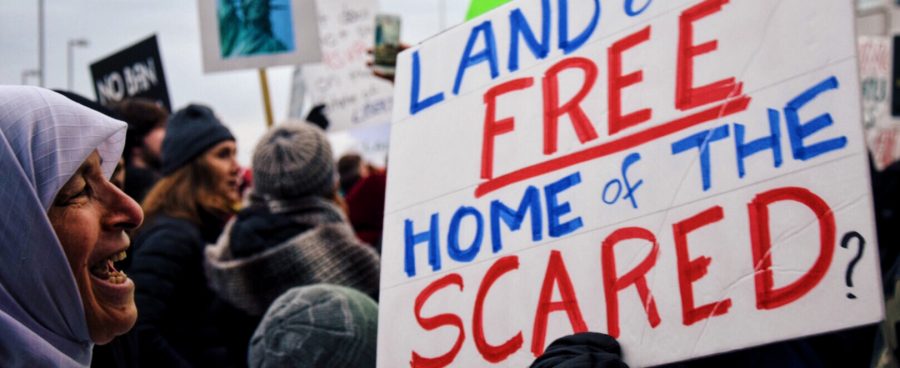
[38,0,45,87]
[22,70,38,85]
[258,68,274,128]
[67,41,73,90]
[66,39,88,92]
[438,0,447,30]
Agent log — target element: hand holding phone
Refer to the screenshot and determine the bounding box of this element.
[374,14,401,77]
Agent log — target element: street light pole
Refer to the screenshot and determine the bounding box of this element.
[438,0,447,30]
[67,39,89,91]
[22,69,40,85]
[38,0,45,87]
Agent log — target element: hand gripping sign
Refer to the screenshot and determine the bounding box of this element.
[378,0,884,366]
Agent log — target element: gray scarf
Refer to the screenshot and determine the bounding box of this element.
[204,196,380,316]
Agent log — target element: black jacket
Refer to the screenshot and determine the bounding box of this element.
[130,213,256,367]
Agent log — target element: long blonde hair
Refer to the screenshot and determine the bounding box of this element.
[141,157,236,226]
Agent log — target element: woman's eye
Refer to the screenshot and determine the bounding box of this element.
[66,185,92,204]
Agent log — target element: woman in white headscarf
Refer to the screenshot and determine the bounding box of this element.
[0,86,143,367]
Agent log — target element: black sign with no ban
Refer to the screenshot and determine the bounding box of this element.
[90,35,171,113]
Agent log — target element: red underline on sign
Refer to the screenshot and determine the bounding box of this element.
[474,95,753,198]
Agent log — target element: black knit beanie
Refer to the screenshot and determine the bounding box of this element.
[161,104,234,176]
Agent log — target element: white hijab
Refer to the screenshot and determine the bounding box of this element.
[0,86,126,367]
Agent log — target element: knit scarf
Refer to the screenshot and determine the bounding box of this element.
[205,196,381,316]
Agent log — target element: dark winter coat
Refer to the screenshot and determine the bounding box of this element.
[129,213,256,367]
[346,170,387,252]
[531,333,628,368]
[90,332,140,368]
[123,164,160,204]
[205,196,381,318]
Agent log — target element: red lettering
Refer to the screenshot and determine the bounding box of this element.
[482,77,535,179]
[608,26,653,135]
[542,57,600,155]
[412,274,466,368]
[473,256,523,362]
[672,206,732,326]
[601,227,661,338]
[531,250,588,356]
[748,187,836,310]
[675,0,743,110]
[475,96,751,197]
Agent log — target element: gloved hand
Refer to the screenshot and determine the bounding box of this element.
[530,332,629,368]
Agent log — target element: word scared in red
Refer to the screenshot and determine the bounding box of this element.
[409,186,836,367]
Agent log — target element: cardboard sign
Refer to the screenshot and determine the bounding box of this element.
[197,0,322,72]
[859,36,900,170]
[377,0,884,366]
[90,35,171,112]
[287,0,394,132]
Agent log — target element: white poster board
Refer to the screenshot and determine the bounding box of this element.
[378,0,884,367]
[198,0,322,72]
[858,36,900,170]
[287,0,394,132]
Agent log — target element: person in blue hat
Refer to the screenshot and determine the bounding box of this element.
[129,104,256,367]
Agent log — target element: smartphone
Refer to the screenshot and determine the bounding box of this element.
[374,14,401,77]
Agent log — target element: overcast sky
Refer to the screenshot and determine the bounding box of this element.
[0,0,468,165]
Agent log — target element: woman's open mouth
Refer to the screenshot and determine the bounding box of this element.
[89,250,128,285]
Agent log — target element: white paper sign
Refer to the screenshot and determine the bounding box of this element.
[378,0,884,367]
[858,36,900,170]
[287,0,394,132]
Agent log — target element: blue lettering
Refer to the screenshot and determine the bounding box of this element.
[453,21,500,95]
[448,206,484,262]
[601,152,643,209]
[508,0,551,72]
[544,172,584,237]
[404,214,441,277]
[620,152,643,208]
[602,180,621,205]
[784,76,847,161]
[490,186,543,253]
[624,0,653,16]
[735,108,783,178]
[671,124,731,191]
[558,0,600,54]
[410,50,445,115]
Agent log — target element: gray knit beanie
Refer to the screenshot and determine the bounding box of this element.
[252,123,334,200]
[248,284,378,368]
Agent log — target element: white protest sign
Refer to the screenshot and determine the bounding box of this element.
[858,36,900,170]
[287,0,394,132]
[377,0,884,366]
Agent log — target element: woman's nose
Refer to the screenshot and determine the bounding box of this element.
[230,157,240,174]
[105,183,144,231]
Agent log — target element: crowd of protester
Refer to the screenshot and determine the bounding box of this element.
[0,44,899,368]
[0,85,387,367]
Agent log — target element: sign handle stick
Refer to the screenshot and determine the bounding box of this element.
[258,68,274,128]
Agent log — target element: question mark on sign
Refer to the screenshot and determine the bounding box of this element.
[840,231,866,299]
